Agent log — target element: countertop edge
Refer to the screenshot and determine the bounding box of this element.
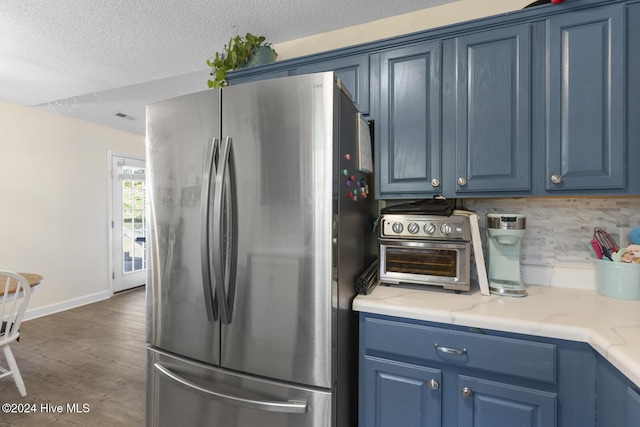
[353,285,640,389]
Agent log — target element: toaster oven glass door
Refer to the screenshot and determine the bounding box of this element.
[379,239,470,288]
[386,246,458,277]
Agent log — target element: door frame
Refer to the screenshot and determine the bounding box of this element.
[108,151,147,295]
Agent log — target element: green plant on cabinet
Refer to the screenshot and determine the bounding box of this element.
[207,33,277,88]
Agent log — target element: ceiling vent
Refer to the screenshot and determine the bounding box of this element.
[115,112,135,120]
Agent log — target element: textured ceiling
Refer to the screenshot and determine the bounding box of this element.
[0,0,460,134]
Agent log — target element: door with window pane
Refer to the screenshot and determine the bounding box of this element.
[112,155,147,292]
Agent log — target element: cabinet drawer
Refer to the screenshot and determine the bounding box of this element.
[362,316,556,383]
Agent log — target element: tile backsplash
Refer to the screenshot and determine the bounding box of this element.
[464,197,640,289]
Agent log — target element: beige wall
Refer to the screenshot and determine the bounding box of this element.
[274,0,532,60]
[0,101,144,318]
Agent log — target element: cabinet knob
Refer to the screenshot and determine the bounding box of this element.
[431,178,440,188]
[428,379,439,391]
[457,177,467,186]
[551,174,563,184]
[461,387,473,398]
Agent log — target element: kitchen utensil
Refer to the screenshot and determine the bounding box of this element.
[611,250,623,262]
[629,227,640,245]
[590,239,604,259]
[593,227,618,260]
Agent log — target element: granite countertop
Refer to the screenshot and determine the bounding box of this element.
[353,284,640,388]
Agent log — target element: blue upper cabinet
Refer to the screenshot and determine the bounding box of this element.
[376,41,442,199]
[544,3,625,192]
[377,23,534,199]
[444,24,532,195]
[227,68,294,86]
[297,54,370,115]
[228,53,370,115]
[225,0,638,198]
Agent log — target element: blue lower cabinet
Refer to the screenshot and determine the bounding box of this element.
[359,313,599,427]
[628,388,640,427]
[457,375,556,427]
[595,354,640,427]
[361,356,441,427]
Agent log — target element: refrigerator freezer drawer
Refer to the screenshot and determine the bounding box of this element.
[147,347,332,427]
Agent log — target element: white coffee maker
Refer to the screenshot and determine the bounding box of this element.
[486,213,527,297]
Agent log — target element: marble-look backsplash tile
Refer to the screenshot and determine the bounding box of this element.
[380,197,640,289]
[464,197,640,267]
[463,197,640,289]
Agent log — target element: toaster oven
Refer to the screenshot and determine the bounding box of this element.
[379,213,471,292]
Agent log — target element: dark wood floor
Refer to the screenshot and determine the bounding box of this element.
[0,286,146,426]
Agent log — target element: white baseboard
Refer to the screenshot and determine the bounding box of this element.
[23,290,112,321]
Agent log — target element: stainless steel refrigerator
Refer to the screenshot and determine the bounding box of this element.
[145,72,377,427]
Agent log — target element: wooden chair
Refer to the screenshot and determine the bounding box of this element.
[0,271,32,396]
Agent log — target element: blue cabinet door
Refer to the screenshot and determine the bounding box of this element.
[596,354,640,427]
[544,4,625,191]
[628,388,640,427]
[297,55,370,115]
[376,41,442,198]
[361,356,441,427]
[448,24,532,194]
[458,375,557,427]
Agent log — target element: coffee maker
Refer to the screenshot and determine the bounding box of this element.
[486,213,527,297]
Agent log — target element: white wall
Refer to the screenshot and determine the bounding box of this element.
[0,101,144,319]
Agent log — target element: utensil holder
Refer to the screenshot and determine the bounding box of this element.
[595,259,640,301]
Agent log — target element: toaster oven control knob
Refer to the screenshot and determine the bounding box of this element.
[441,223,453,235]
[392,222,404,234]
[424,223,436,235]
[407,222,420,234]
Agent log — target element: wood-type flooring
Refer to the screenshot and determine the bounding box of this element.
[0,286,146,426]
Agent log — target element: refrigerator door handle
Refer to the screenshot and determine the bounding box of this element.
[212,136,236,324]
[154,362,308,414]
[200,137,219,321]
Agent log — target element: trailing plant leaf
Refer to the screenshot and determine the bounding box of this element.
[207,33,277,88]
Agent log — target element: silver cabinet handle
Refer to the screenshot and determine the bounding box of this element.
[551,174,563,184]
[457,177,467,186]
[154,363,307,414]
[431,178,440,188]
[434,343,468,355]
[462,387,473,398]
[428,379,439,390]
